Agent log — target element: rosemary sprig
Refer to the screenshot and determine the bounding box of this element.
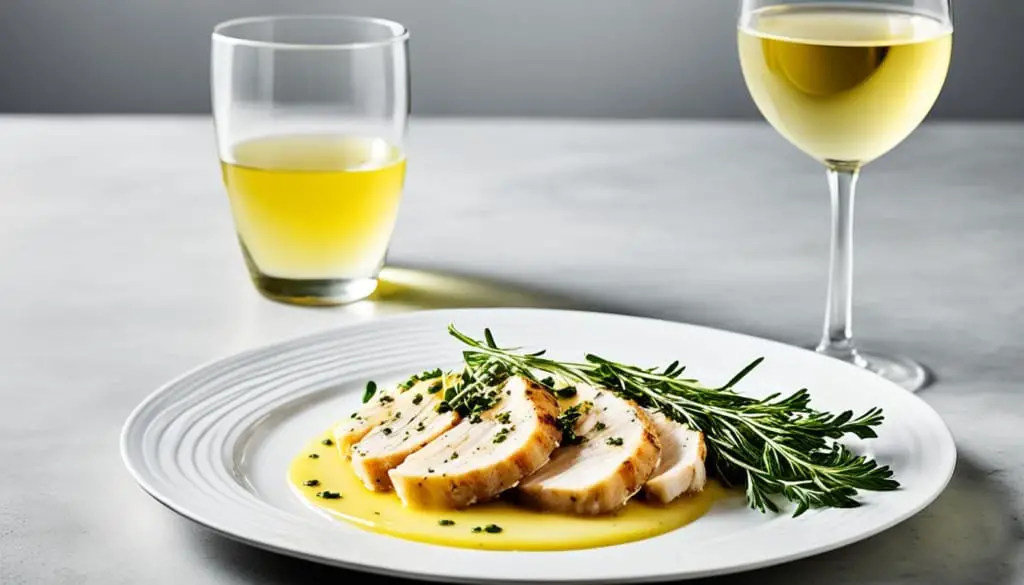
[447,324,898,516]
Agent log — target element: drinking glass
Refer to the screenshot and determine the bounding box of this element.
[212,16,410,306]
[737,0,953,391]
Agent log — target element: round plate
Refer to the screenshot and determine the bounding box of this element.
[120,308,956,584]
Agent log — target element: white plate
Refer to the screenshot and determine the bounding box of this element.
[121,308,956,584]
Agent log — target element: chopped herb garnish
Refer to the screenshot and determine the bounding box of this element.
[484,524,503,534]
[321,438,334,446]
[606,437,624,446]
[398,368,443,392]
[362,381,377,403]
[431,359,511,418]
[496,411,512,424]
[308,453,320,459]
[427,382,443,394]
[594,421,607,432]
[303,479,320,487]
[379,395,394,405]
[539,376,556,388]
[382,428,392,435]
[393,411,402,420]
[450,451,459,460]
[438,519,455,526]
[427,467,435,473]
[555,386,578,399]
[556,401,592,446]
[469,413,482,424]
[472,526,483,533]
[316,491,342,500]
[412,393,424,405]
[437,402,453,414]
[350,412,358,419]
[493,426,512,444]
[416,422,426,432]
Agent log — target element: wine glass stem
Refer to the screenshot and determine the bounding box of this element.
[816,165,863,364]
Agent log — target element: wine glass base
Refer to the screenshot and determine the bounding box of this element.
[812,346,931,393]
[859,351,932,392]
[240,242,380,306]
[250,274,379,307]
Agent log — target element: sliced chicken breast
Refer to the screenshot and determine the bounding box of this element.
[516,386,661,515]
[642,411,707,504]
[332,385,403,455]
[389,376,561,509]
[348,379,460,491]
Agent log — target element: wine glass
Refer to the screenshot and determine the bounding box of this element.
[738,0,953,391]
[212,16,410,306]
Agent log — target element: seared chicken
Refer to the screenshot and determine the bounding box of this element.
[516,386,661,515]
[642,411,707,503]
[389,376,561,509]
[347,379,460,491]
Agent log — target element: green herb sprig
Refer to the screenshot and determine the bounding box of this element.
[436,336,509,416]
[447,324,898,517]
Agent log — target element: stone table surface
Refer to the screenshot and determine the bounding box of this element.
[1,117,1021,585]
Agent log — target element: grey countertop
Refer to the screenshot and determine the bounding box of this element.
[1,117,1021,584]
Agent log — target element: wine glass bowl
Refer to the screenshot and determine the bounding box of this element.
[737,0,953,391]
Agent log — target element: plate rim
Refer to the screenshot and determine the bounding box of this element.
[120,307,958,584]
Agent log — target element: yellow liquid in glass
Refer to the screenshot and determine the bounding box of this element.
[739,7,952,165]
[221,135,406,280]
[290,430,725,552]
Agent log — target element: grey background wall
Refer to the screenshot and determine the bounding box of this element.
[0,0,1021,118]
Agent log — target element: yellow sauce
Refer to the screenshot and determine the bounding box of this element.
[289,430,726,551]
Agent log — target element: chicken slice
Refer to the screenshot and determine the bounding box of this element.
[348,379,460,491]
[516,386,661,515]
[642,411,707,504]
[332,385,402,455]
[389,376,561,509]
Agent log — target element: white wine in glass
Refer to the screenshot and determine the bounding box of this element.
[738,1,953,391]
[212,16,410,306]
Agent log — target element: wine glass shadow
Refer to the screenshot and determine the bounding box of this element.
[361,265,618,313]
[182,455,1020,585]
